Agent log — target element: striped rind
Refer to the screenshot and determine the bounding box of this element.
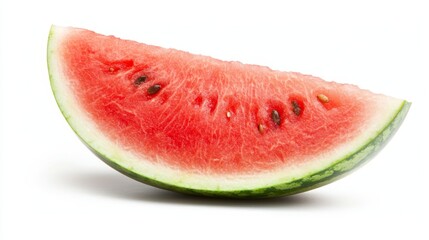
[47,25,410,198]
[86,101,410,198]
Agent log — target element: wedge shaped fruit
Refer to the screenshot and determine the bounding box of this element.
[47,26,410,198]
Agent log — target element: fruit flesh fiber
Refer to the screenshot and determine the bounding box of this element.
[59,28,389,175]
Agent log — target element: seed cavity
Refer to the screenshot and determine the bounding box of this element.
[317,94,329,103]
[148,84,161,95]
[207,95,219,113]
[292,100,302,116]
[109,67,115,72]
[271,110,281,126]
[134,75,147,86]
[258,123,265,134]
[192,95,203,106]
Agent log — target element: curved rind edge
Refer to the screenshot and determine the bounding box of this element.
[90,101,410,198]
[47,25,411,198]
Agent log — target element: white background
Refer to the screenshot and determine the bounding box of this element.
[1,0,428,239]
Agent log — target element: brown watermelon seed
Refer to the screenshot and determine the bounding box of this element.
[226,111,232,118]
[148,84,161,95]
[271,110,281,126]
[317,94,329,103]
[258,123,265,133]
[134,75,147,86]
[292,100,301,116]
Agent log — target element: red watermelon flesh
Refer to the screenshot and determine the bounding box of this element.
[48,26,409,197]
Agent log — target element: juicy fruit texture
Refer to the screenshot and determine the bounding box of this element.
[62,33,371,174]
[48,26,410,198]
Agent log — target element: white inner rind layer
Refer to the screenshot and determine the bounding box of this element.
[48,26,405,191]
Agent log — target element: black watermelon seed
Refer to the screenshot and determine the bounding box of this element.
[271,110,281,126]
[134,75,147,85]
[292,100,302,116]
[148,84,161,95]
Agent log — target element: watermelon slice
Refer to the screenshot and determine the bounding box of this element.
[47,25,410,198]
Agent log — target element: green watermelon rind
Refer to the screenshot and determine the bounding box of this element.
[47,26,410,198]
[85,101,410,198]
